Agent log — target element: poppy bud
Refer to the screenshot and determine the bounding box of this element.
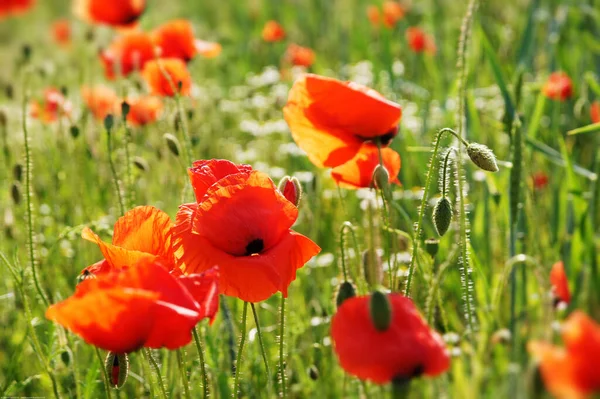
[69,125,80,139]
[133,156,149,172]
[336,281,356,308]
[467,143,499,172]
[105,352,129,389]
[370,291,392,332]
[362,249,383,287]
[104,114,114,132]
[163,133,180,157]
[121,101,130,120]
[432,197,453,236]
[13,163,23,182]
[424,238,439,258]
[22,44,32,63]
[61,350,71,366]
[372,164,390,192]
[278,176,302,206]
[308,365,319,380]
[11,182,21,205]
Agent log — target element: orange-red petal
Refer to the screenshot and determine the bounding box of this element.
[262,20,286,42]
[74,0,145,28]
[550,261,571,304]
[81,85,120,120]
[591,101,600,124]
[126,96,163,126]
[142,58,192,97]
[177,266,220,323]
[543,72,573,101]
[331,145,401,189]
[188,159,253,202]
[100,31,155,79]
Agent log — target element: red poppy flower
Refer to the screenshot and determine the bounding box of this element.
[80,205,175,277]
[142,58,192,97]
[286,44,316,67]
[262,20,286,42]
[331,293,450,384]
[81,85,120,121]
[591,101,600,124]
[47,259,219,353]
[283,74,402,168]
[100,31,155,79]
[126,96,163,126]
[550,261,571,305]
[52,19,71,46]
[30,88,72,123]
[151,19,221,62]
[173,159,321,303]
[366,5,381,27]
[532,171,549,190]
[382,1,405,28]
[73,0,145,28]
[0,0,34,19]
[529,311,600,399]
[331,145,401,189]
[543,72,573,101]
[406,27,436,54]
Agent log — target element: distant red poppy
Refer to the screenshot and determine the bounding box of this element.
[286,44,315,67]
[173,159,321,302]
[331,145,401,189]
[331,293,450,384]
[262,20,285,42]
[550,261,571,305]
[73,0,146,28]
[151,19,221,62]
[532,172,549,190]
[543,72,573,101]
[47,259,219,353]
[406,27,436,54]
[591,101,600,124]
[30,88,72,123]
[382,1,405,28]
[283,74,402,168]
[142,58,192,97]
[126,96,163,126]
[52,19,71,46]
[529,311,600,399]
[80,206,175,277]
[81,85,120,120]
[100,31,155,79]
[0,0,35,19]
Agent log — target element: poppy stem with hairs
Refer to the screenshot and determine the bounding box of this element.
[391,377,411,399]
[143,348,168,399]
[192,326,210,398]
[233,301,249,398]
[279,294,287,398]
[95,347,113,399]
[441,147,457,197]
[176,349,192,399]
[104,114,126,216]
[250,303,272,395]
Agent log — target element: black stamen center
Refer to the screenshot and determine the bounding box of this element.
[245,239,264,256]
[113,354,119,367]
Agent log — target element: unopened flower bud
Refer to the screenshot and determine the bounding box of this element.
[13,163,23,182]
[372,164,390,192]
[105,352,129,389]
[362,249,383,286]
[133,156,149,172]
[278,176,302,206]
[370,291,392,332]
[308,365,319,380]
[467,143,499,172]
[163,133,181,157]
[11,182,21,205]
[104,114,114,132]
[336,281,356,308]
[433,197,453,236]
[69,125,80,139]
[424,238,439,258]
[61,350,71,366]
[121,101,130,120]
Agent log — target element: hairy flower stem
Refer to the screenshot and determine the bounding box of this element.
[404,128,467,296]
[278,295,287,398]
[122,122,134,209]
[144,348,168,399]
[106,122,126,216]
[192,327,210,398]
[233,301,249,398]
[95,348,113,399]
[176,349,192,399]
[251,303,272,395]
[441,148,457,197]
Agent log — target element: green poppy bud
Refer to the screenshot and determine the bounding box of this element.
[467,143,499,172]
[105,352,129,389]
[163,133,181,157]
[370,291,392,332]
[433,197,453,236]
[336,281,356,308]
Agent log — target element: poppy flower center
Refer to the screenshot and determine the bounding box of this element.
[355,125,398,146]
[245,239,264,256]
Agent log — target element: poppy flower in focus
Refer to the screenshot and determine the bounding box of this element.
[262,20,285,42]
[382,1,405,28]
[142,58,192,97]
[366,5,380,27]
[47,259,219,353]
[331,293,450,384]
[591,101,600,124]
[283,74,402,168]
[0,0,35,19]
[528,311,600,399]
[550,261,571,305]
[173,159,321,303]
[30,88,72,123]
[406,27,436,55]
[543,72,573,101]
[100,31,155,79]
[73,0,146,28]
[286,44,316,67]
[531,172,549,190]
[125,96,163,126]
[81,85,120,120]
[79,205,175,277]
[331,145,401,189]
[52,19,71,46]
[151,19,221,62]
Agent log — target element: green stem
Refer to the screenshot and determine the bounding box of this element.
[233,301,249,398]
[95,348,113,399]
[250,303,272,394]
[441,148,457,197]
[106,122,126,216]
[192,327,210,398]
[144,348,168,399]
[176,349,192,399]
[122,122,134,209]
[391,378,411,399]
[279,295,287,398]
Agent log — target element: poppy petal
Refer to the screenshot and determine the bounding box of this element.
[194,40,222,58]
[177,267,220,324]
[331,145,401,189]
[188,159,253,202]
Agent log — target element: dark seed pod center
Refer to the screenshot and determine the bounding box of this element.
[245,239,264,255]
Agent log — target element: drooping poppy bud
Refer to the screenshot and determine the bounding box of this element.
[432,197,453,236]
[308,365,319,380]
[105,352,129,389]
[278,176,302,206]
[133,156,149,172]
[336,280,356,308]
[13,163,23,182]
[104,114,114,132]
[121,101,130,121]
[11,182,21,205]
[424,238,439,258]
[467,143,499,172]
[372,164,390,192]
[362,249,383,287]
[370,290,392,332]
[163,133,181,157]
